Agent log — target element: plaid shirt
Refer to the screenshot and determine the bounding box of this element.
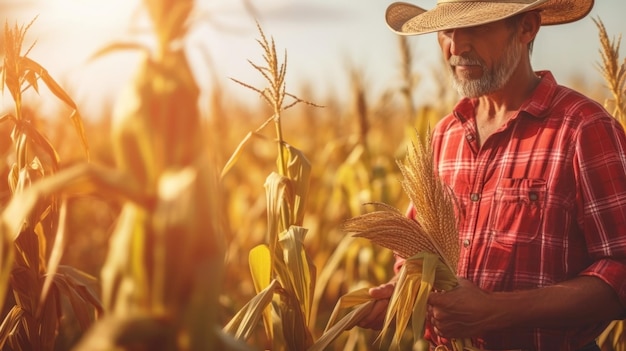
[418,71,626,350]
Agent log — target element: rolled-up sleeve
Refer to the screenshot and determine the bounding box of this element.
[581,259,626,311]
[576,114,626,311]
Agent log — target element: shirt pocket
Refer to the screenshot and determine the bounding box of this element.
[489,178,546,245]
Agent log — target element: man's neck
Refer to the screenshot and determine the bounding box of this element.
[474,67,541,146]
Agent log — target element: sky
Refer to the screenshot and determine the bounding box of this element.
[1,0,625,119]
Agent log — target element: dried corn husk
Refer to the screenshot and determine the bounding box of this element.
[328,131,472,350]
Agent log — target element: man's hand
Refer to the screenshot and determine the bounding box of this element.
[427,278,497,339]
[357,280,396,330]
[427,275,626,340]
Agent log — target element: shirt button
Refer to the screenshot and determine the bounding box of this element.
[463,239,471,247]
[529,192,539,201]
[470,193,480,202]
[466,134,475,141]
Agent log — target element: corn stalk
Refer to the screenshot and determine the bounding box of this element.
[0,18,99,351]
[65,0,257,350]
[222,24,322,351]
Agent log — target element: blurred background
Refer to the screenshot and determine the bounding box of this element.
[2,0,624,120]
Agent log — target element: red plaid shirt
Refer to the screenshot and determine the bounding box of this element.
[411,71,626,350]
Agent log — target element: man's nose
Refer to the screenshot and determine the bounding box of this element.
[448,29,472,56]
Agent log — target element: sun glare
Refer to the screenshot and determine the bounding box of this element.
[1,0,151,119]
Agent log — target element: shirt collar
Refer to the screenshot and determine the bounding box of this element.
[452,70,558,122]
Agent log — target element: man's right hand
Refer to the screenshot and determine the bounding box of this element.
[356,280,396,330]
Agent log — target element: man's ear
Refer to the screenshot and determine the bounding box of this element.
[519,10,541,44]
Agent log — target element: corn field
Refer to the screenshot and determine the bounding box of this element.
[0,1,624,351]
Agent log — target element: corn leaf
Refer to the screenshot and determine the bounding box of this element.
[72,313,174,351]
[322,287,372,333]
[309,295,375,351]
[56,266,102,315]
[279,226,315,324]
[223,279,279,340]
[276,285,314,350]
[19,56,89,159]
[249,244,273,342]
[0,305,24,349]
[598,320,626,351]
[282,143,311,226]
[88,41,151,62]
[15,120,60,171]
[38,198,67,314]
[310,235,355,328]
[100,202,149,314]
[264,172,293,270]
[249,245,271,293]
[149,162,226,350]
[378,254,417,349]
[0,223,13,320]
[0,113,12,123]
[110,80,158,189]
[375,252,458,351]
[333,145,374,216]
[54,275,94,331]
[151,168,197,312]
[2,163,150,242]
[214,327,259,351]
[38,287,61,351]
[23,69,38,93]
[220,131,269,180]
[410,253,438,347]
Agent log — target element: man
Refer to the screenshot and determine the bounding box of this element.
[359,0,626,350]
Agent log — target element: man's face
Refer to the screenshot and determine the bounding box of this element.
[438,19,523,98]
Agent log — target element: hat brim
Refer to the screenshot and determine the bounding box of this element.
[386,0,594,36]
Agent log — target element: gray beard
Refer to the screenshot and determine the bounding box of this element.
[449,39,523,98]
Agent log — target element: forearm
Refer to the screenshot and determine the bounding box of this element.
[487,276,625,331]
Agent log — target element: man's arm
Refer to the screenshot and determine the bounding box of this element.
[427,275,625,339]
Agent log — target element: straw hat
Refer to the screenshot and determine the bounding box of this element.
[386,0,594,35]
